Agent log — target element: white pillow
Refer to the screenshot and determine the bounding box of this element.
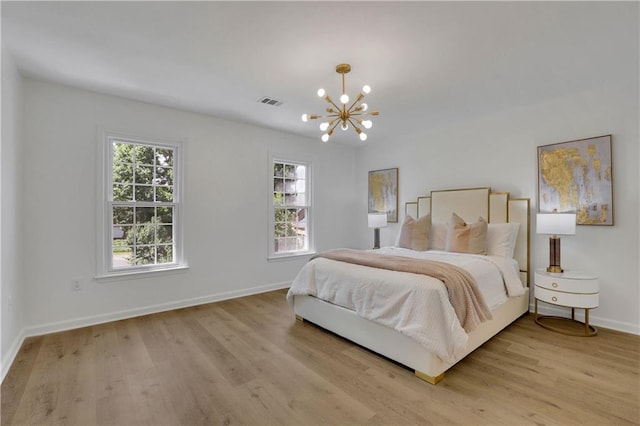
[429,222,448,251]
[486,222,520,258]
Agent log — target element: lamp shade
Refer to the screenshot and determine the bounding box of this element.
[536,213,576,235]
[368,213,388,229]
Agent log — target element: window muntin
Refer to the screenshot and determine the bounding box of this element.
[271,159,311,256]
[108,137,180,271]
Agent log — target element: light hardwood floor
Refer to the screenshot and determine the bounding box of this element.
[2,289,639,425]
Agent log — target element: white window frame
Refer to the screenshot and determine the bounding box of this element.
[268,154,314,260]
[96,129,187,279]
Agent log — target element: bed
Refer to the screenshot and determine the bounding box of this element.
[287,187,530,384]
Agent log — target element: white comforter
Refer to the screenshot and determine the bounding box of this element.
[286,247,524,363]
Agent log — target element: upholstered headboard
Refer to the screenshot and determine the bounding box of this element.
[405,187,530,285]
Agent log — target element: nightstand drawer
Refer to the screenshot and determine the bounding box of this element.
[535,285,599,309]
[535,271,599,293]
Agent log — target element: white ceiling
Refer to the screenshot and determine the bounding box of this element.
[2,1,636,146]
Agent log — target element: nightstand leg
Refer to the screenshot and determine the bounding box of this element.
[571,308,575,320]
[585,309,589,336]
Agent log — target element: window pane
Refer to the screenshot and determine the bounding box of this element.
[285,193,305,205]
[295,165,306,179]
[157,225,172,243]
[273,192,284,206]
[135,185,154,202]
[156,148,174,167]
[135,165,154,184]
[157,207,173,224]
[113,206,133,224]
[113,142,134,163]
[155,167,173,186]
[296,236,306,250]
[156,186,173,202]
[274,178,283,192]
[285,238,296,251]
[112,245,133,268]
[113,184,133,201]
[157,245,173,263]
[113,163,133,184]
[274,222,285,237]
[135,223,156,245]
[284,179,295,193]
[136,207,155,224]
[134,145,155,165]
[295,179,306,193]
[274,163,284,177]
[118,225,133,242]
[134,246,156,265]
[284,165,296,178]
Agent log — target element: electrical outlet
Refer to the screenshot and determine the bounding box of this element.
[71,278,82,291]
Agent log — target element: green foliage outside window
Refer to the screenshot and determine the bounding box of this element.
[112,141,175,267]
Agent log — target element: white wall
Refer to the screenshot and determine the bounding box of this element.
[355,79,639,334]
[1,50,26,378]
[18,78,358,336]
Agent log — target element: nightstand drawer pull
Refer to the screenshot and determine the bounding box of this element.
[552,282,558,288]
[552,296,558,302]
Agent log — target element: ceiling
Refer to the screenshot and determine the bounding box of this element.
[2,1,635,146]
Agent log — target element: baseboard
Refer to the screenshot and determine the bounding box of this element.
[1,282,291,383]
[1,328,26,383]
[529,302,640,335]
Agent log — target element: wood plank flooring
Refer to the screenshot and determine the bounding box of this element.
[2,289,639,425]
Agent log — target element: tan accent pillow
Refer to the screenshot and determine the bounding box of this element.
[398,214,431,251]
[445,213,488,255]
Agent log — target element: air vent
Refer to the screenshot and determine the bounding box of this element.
[257,96,284,107]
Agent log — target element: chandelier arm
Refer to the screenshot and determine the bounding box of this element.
[327,119,341,135]
[347,93,365,112]
[323,95,342,113]
[347,118,362,133]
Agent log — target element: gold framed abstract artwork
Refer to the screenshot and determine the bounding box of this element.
[537,135,613,225]
[368,168,398,223]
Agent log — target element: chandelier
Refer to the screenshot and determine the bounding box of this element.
[301,63,379,142]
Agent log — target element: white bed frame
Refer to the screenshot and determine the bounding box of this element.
[292,187,530,384]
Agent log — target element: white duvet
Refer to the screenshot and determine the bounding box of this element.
[286,247,524,363]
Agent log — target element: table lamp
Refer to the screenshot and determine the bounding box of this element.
[536,212,576,273]
[368,213,388,249]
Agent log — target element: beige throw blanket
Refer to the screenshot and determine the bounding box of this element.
[312,248,492,332]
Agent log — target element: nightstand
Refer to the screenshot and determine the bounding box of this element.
[534,269,599,336]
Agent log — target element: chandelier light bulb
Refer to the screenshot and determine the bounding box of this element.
[361,103,368,112]
[319,122,329,131]
[362,85,371,94]
[362,120,372,129]
[317,88,325,97]
[321,133,329,142]
[341,122,348,131]
[340,94,349,104]
[301,114,308,122]
[359,132,368,141]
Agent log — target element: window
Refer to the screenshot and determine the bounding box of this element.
[98,131,185,277]
[269,158,312,258]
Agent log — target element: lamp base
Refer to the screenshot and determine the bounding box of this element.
[547,236,563,274]
[373,228,380,250]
